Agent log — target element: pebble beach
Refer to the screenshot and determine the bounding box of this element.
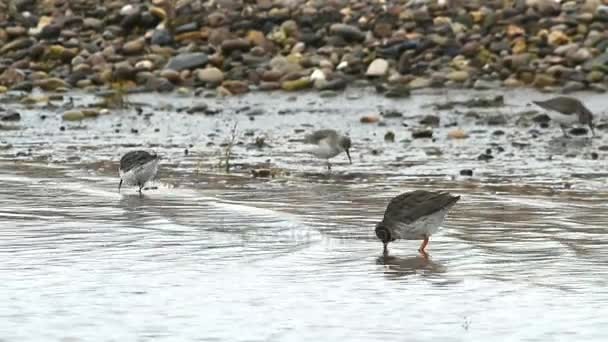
[2,0,608,96]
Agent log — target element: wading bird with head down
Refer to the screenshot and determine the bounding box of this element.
[375,190,460,257]
[118,150,159,194]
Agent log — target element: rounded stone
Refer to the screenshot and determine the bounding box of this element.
[196,67,224,84]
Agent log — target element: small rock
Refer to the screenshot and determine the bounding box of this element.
[329,24,365,42]
[221,39,251,53]
[487,114,507,125]
[591,152,599,160]
[562,81,585,93]
[460,169,473,176]
[122,39,145,55]
[420,115,439,126]
[569,127,589,136]
[533,114,551,123]
[533,74,555,88]
[384,131,395,142]
[473,79,499,90]
[196,67,224,84]
[382,110,402,118]
[281,78,311,91]
[186,104,209,114]
[165,52,208,71]
[447,70,469,82]
[548,31,570,46]
[448,129,469,139]
[62,110,85,121]
[412,129,433,139]
[0,111,21,121]
[409,77,432,89]
[478,151,493,161]
[151,28,173,45]
[160,69,180,83]
[384,85,410,98]
[34,78,69,91]
[319,90,338,98]
[81,109,100,118]
[366,58,389,77]
[360,114,381,124]
[221,80,249,95]
[251,169,276,178]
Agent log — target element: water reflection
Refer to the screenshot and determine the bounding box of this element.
[376,254,447,279]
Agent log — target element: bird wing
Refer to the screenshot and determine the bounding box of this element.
[304,129,338,145]
[383,190,460,224]
[533,97,579,115]
[120,151,156,172]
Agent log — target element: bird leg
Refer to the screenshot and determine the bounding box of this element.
[118,179,123,193]
[327,160,332,172]
[383,242,389,256]
[560,124,570,138]
[418,236,429,254]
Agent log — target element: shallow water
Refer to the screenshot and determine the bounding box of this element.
[1,88,608,341]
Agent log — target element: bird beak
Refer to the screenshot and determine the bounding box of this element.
[345,149,352,164]
[118,179,122,193]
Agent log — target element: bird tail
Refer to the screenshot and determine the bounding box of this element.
[445,194,461,208]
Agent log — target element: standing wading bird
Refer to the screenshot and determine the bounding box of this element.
[532,96,595,137]
[118,150,160,194]
[375,190,460,257]
[303,129,352,171]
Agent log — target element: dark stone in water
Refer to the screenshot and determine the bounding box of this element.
[569,127,589,136]
[477,151,493,161]
[384,85,410,98]
[382,110,402,118]
[532,114,550,123]
[412,129,433,139]
[492,130,505,136]
[419,115,439,126]
[251,169,274,178]
[460,169,473,176]
[384,131,395,142]
[186,104,209,114]
[591,152,599,160]
[487,114,507,126]
[0,110,21,121]
[318,78,347,91]
[131,128,138,134]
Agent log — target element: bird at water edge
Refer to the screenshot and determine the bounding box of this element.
[375,190,460,257]
[532,96,595,137]
[118,150,159,194]
[303,129,352,171]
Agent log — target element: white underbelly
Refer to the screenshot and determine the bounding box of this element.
[394,209,449,240]
[305,143,341,160]
[546,110,579,125]
[119,159,159,186]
